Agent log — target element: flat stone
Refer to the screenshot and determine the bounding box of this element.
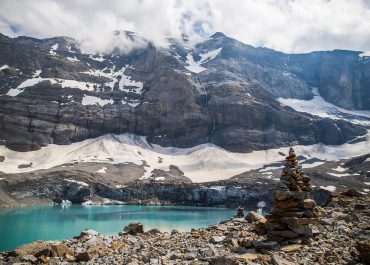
[288,225,312,236]
[253,241,280,252]
[280,217,312,227]
[13,241,50,257]
[271,254,296,265]
[275,198,301,209]
[280,244,301,253]
[320,218,335,226]
[210,236,226,244]
[209,256,238,265]
[184,252,197,260]
[21,254,37,263]
[269,230,300,239]
[236,253,259,262]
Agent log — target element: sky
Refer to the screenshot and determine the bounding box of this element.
[0,0,370,54]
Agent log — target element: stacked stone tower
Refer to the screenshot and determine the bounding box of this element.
[265,147,319,242]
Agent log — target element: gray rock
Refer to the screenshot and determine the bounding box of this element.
[210,236,226,244]
[245,211,265,222]
[21,254,37,263]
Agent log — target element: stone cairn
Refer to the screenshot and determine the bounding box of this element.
[265,147,319,243]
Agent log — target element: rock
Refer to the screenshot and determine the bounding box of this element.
[245,211,265,222]
[210,236,226,244]
[280,244,301,253]
[235,253,259,262]
[271,254,296,265]
[288,225,312,236]
[254,219,267,235]
[280,217,313,227]
[50,243,73,258]
[76,251,91,262]
[171,229,180,235]
[341,187,364,197]
[13,241,50,257]
[253,241,280,252]
[269,230,300,239]
[122,222,144,235]
[303,199,317,209]
[183,252,197,260]
[0,156,5,162]
[21,254,37,263]
[146,228,161,235]
[356,238,370,262]
[209,256,238,265]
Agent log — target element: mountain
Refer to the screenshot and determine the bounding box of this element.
[0,31,369,154]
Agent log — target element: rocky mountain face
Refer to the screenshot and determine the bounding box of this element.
[0,31,369,152]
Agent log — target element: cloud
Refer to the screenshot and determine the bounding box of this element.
[0,0,369,54]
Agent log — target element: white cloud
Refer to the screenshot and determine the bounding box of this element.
[0,0,369,54]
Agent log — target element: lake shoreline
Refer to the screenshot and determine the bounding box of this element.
[1,191,369,264]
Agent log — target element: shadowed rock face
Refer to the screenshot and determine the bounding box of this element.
[0,32,368,152]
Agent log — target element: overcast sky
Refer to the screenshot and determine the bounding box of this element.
[0,0,370,54]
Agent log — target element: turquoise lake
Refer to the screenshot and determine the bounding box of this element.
[0,204,235,251]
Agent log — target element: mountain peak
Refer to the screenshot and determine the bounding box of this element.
[210,32,227,39]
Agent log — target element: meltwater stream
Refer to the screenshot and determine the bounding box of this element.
[0,204,235,251]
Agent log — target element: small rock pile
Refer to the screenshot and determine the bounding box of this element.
[265,147,319,242]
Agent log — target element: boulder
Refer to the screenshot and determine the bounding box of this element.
[76,251,91,262]
[341,187,364,197]
[13,241,50,257]
[50,243,73,258]
[245,211,265,222]
[21,254,37,263]
[122,222,144,235]
[303,199,317,209]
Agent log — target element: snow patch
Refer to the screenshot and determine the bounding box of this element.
[359,51,370,58]
[0,130,369,183]
[49,43,58,55]
[0,65,9,70]
[320,185,336,192]
[118,67,143,94]
[364,182,370,186]
[277,88,370,125]
[96,167,107,173]
[185,48,222,73]
[302,161,325,168]
[328,172,349,178]
[82,95,113,106]
[67,56,79,62]
[64,179,89,186]
[89,54,105,62]
[332,165,347,172]
[155,177,165,181]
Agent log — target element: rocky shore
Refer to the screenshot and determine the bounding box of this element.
[0,188,369,265]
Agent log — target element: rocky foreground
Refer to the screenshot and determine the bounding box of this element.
[0,189,369,265]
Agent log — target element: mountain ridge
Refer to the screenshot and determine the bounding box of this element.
[0,31,369,153]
